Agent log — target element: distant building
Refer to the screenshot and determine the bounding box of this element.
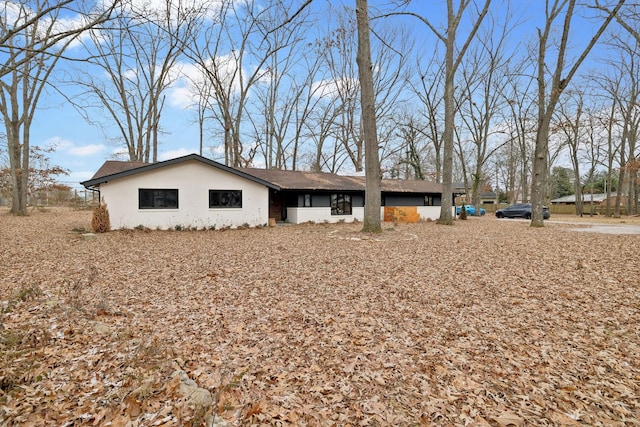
[550,193,623,205]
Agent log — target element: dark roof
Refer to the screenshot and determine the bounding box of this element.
[80,154,279,190]
[237,168,364,191]
[81,154,442,194]
[380,178,442,194]
[238,167,442,193]
[90,160,147,180]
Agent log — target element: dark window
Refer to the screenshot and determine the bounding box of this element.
[303,194,311,207]
[424,195,434,206]
[331,193,351,215]
[139,189,178,209]
[209,190,242,208]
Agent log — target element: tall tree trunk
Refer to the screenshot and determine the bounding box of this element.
[438,20,455,225]
[355,0,382,233]
[530,0,625,226]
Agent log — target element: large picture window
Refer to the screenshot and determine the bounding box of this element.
[331,193,351,215]
[209,190,242,208]
[139,189,178,209]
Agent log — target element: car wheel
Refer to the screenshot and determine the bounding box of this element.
[525,213,531,219]
[496,212,503,218]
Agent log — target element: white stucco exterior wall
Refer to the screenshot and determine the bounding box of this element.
[98,160,270,230]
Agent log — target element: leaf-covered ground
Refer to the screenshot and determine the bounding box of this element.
[1,208,639,426]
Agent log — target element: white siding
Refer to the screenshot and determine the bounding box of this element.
[417,206,442,221]
[286,206,443,224]
[286,206,364,224]
[99,160,269,230]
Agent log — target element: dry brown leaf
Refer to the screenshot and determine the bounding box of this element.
[494,412,524,427]
[1,208,640,426]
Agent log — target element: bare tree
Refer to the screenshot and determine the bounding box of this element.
[529,0,625,227]
[555,87,588,215]
[317,7,364,172]
[0,0,115,215]
[581,104,605,216]
[387,0,491,225]
[0,0,117,78]
[388,113,433,180]
[184,0,309,167]
[73,0,201,163]
[456,6,516,214]
[181,67,215,157]
[410,50,446,183]
[248,1,314,170]
[356,0,382,233]
[593,68,624,216]
[501,69,538,203]
[614,51,640,216]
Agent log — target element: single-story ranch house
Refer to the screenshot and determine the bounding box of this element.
[81,154,447,230]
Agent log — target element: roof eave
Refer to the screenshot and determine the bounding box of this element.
[80,154,281,190]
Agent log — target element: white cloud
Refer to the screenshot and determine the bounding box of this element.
[168,53,247,110]
[311,77,359,99]
[44,136,74,151]
[103,0,226,25]
[44,137,106,157]
[70,170,96,181]
[68,144,106,156]
[159,148,197,160]
[168,85,196,110]
[109,148,130,160]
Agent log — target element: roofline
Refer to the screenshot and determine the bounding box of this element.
[80,154,280,190]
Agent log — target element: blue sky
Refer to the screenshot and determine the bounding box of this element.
[15,0,621,189]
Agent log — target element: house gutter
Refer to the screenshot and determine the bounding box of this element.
[83,185,101,205]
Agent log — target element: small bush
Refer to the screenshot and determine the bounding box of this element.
[459,206,468,220]
[92,203,111,233]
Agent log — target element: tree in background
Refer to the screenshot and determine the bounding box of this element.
[74,0,202,163]
[0,0,115,215]
[0,0,117,78]
[0,145,69,206]
[410,51,445,183]
[456,6,516,215]
[387,0,491,225]
[549,166,574,200]
[529,0,625,227]
[184,0,310,167]
[555,87,588,215]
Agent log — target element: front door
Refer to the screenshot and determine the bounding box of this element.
[269,190,284,221]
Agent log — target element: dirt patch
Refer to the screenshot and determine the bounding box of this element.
[1,208,639,425]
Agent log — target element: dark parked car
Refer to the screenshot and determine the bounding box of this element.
[495,203,550,220]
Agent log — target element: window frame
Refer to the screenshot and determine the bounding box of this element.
[138,188,179,209]
[331,193,352,215]
[209,190,243,209]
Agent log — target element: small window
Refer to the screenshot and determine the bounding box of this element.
[424,195,434,206]
[331,193,352,215]
[139,189,178,209]
[209,190,242,208]
[303,194,311,207]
